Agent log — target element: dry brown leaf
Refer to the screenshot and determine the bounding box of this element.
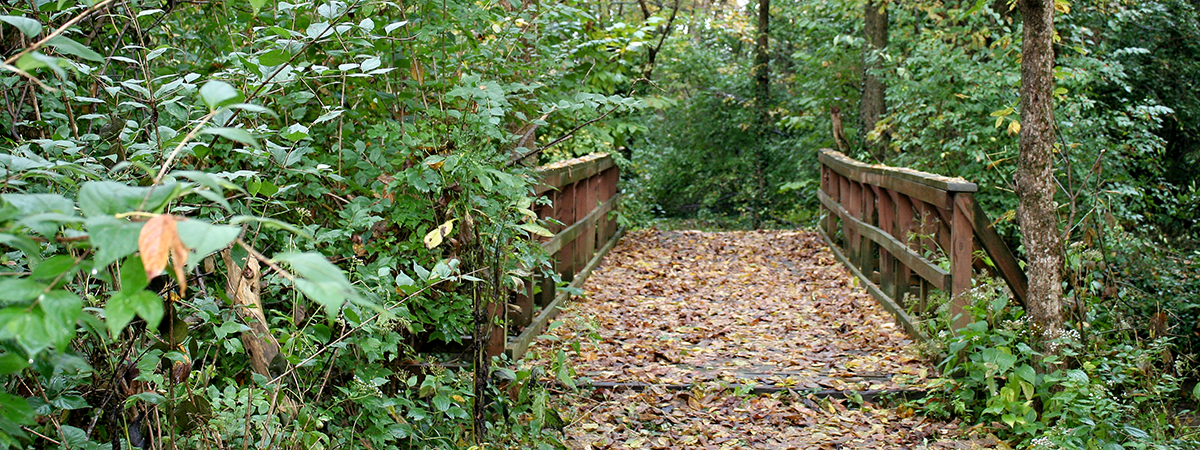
[138,214,190,296]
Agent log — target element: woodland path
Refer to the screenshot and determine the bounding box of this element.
[529,229,991,449]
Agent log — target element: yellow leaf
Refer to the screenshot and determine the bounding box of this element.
[423,219,456,249]
[1007,120,1021,135]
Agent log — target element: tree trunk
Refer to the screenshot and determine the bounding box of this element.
[754,0,770,128]
[861,0,888,160]
[752,0,770,228]
[1016,0,1063,338]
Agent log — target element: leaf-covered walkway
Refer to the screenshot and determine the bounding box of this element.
[531,229,985,448]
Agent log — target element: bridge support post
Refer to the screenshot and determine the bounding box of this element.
[950,193,975,333]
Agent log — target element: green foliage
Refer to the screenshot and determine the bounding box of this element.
[918,278,1195,448]
[0,0,646,446]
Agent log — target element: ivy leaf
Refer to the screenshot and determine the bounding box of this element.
[201,127,260,149]
[0,15,41,38]
[275,252,365,318]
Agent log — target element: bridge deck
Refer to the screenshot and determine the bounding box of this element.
[530,229,975,448]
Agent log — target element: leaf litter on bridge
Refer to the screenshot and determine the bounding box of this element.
[528,229,991,448]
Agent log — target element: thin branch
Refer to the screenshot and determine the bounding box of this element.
[3,0,119,66]
[236,239,295,282]
[506,106,620,167]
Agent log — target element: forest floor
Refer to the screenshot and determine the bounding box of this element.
[527,229,1005,449]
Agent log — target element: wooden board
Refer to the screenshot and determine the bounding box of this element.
[534,153,615,195]
[960,195,1028,307]
[819,149,975,209]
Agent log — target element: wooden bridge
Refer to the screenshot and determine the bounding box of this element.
[495,149,1030,446]
[501,149,1028,359]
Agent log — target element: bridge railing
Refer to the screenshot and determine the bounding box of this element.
[816,149,1027,340]
[502,153,622,358]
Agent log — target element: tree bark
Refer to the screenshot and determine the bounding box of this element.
[754,0,770,128]
[1016,0,1063,337]
[860,0,888,160]
[752,0,770,228]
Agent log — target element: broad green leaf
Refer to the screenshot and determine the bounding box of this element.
[46,36,103,62]
[0,233,41,261]
[77,181,180,217]
[86,216,144,267]
[248,0,267,14]
[432,394,450,412]
[1,193,76,237]
[105,291,162,337]
[0,16,41,38]
[120,256,149,294]
[1,193,75,219]
[282,123,310,142]
[259,49,289,66]
[0,306,52,355]
[177,220,241,269]
[274,252,364,318]
[0,279,46,304]
[518,223,553,237]
[30,254,78,281]
[40,290,81,349]
[198,80,242,111]
[201,127,260,149]
[0,353,29,375]
[0,393,34,426]
[224,103,278,117]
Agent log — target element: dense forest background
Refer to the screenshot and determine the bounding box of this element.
[0,0,1198,447]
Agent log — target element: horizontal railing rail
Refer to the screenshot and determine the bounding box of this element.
[817,149,1027,340]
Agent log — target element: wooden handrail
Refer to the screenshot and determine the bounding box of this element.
[501,153,622,359]
[816,149,1027,339]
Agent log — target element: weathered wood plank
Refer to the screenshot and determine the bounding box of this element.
[818,191,951,290]
[960,195,1028,307]
[533,153,615,195]
[950,193,975,332]
[818,148,977,193]
[540,194,620,255]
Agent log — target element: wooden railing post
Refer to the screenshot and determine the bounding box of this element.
[875,186,896,301]
[891,191,914,308]
[860,183,878,281]
[950,192,975,332]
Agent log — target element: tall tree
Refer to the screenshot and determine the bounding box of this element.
[860,0,888,160]
[754,0,770,127]
[752,0,770,228]
[1016,0,1064,337]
